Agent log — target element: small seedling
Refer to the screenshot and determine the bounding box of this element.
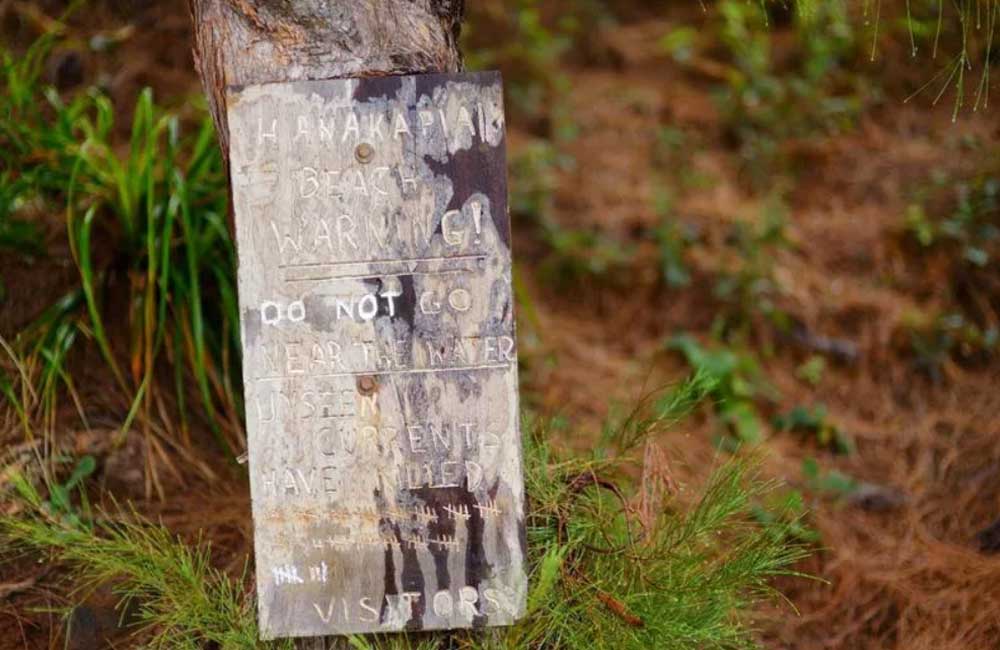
[752,488,821,544]
[539,223,634,287]
[9,454,95,529]
[710,0,863,183]
[801,457,858,496]
[906,311,998,380]
[796,355,826,386]
[774,403,854,455]
[658,27,699,63]
[649,185,696,288]
[905,176,999,266]
[46,455,96,519]
[668,334,776,444]
[462,0,582,139]
[898,172,999,377]
[713,198,792,336]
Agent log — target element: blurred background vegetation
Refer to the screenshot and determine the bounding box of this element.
[1,1,999,649]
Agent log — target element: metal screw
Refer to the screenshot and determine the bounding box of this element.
[357,375,378,395]
[355,142,375,164]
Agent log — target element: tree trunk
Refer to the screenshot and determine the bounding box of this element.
[188,0,464,158]
[186,2,464,648]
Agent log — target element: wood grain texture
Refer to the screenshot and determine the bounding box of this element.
[188,0,464,157]
[227,72,525,640]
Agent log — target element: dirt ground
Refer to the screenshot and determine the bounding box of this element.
[3,1,1000,649]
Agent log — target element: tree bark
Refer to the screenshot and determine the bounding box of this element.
[186,2,464,648]
[188,0,464,157]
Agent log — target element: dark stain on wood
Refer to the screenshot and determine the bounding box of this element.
[353,75,404,105]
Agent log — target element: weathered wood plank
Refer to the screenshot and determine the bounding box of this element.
[227,72,525,640]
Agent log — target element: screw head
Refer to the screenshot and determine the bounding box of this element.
[357,375,378,395]
[355,142,375,164]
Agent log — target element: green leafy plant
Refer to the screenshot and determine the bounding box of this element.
[773,404,854,455]
[712,0,862,182]
[43,455,96,523]
[667,335,775,444]
[752,488,821,544]
[795,355,826,386]
[539,223,634,287]
[720,1,999,128]
[509,139,631,287]
[651,126,714,192]
[649,184,696,289]
[463,0,583,140]
[509,139,565,222]
[901,173,1000,377]
[906,176,999,267]
[713,199,792,336]
[645,127,711,291]
[659,26,699,64]
[905,310,998,380]
[801,457,858,497]
[8,452,96,530]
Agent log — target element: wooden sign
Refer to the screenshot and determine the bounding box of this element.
[226,72,526,640]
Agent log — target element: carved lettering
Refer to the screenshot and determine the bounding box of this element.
[228,73,524,638]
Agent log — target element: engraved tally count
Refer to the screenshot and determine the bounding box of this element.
[226,72,526,640]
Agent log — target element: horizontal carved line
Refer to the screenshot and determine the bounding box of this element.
[253,362,512,382]
[284,267,473,283]
[279,254,486,269]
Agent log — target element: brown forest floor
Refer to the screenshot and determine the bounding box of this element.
[3,1,1000,649]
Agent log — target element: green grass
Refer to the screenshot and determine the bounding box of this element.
[2,374,809,649]
[1,30,243,483]
[4,479,272,649]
